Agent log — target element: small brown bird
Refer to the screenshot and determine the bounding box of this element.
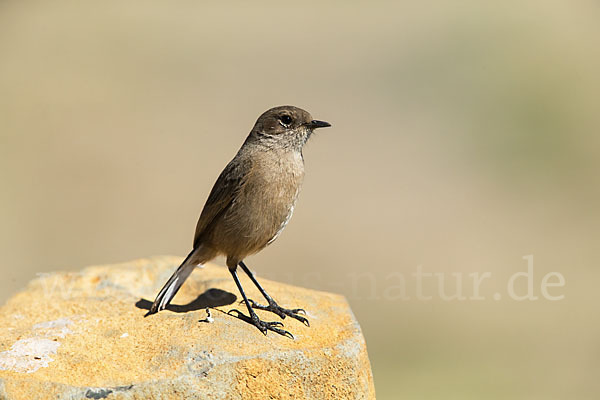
[146,105,331,338]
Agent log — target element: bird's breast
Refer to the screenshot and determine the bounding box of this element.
[244,151,304,228]
[218,150,304,255]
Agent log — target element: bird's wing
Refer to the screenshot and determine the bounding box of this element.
[193,158,247,249]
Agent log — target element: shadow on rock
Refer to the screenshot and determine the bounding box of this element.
[136,288,237,314]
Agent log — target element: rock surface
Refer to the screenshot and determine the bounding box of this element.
[0,256,375,399]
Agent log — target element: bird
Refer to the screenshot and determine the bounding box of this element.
[146,105,331,338]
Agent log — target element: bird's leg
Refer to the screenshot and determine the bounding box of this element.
[239,261,309,327]
[227,266,293,338]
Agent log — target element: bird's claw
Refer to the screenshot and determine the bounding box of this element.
[227,308,293,339]
[247,300,310,327]
[228,309,243,318]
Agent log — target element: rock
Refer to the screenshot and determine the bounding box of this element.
[0,256,375,399]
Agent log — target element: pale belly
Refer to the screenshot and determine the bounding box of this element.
[266,196,297,245]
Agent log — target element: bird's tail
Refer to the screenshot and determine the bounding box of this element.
[145,250,199,316]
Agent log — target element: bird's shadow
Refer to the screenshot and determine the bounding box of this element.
[136,288,237,314]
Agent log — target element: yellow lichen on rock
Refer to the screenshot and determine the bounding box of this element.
[0,256,375,399]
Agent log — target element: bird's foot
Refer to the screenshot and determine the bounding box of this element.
[227,309,294,339]
[246,299,309,327]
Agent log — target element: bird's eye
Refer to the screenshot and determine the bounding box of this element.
[279,115,293,126]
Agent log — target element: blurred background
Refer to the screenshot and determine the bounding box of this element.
[1,0,599,398]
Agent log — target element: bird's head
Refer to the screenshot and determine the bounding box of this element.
[249,105,331,150]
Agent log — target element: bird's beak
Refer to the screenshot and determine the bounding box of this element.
[306,120,331,129]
